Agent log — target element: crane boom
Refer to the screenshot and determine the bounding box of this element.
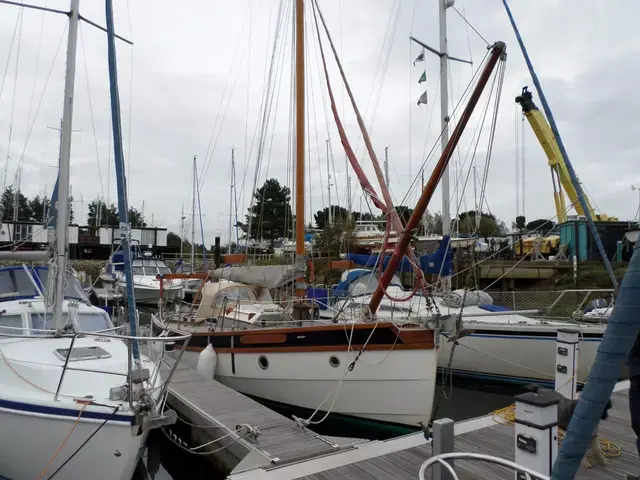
[515,86,616,223]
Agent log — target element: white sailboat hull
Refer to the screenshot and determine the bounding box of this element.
[437,323,606,385]
[214,349,437,427]
[0,404,145,480]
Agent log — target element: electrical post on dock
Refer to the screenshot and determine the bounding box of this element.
[555,329,579,400]
[514,390,559,479]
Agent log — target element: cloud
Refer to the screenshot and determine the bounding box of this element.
[0,0,637,247]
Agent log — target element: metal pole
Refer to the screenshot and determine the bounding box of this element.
[191,155,196,271]
[180,203,184,259]
[440,0,453,236]
[369,42,506,313]
[228,148,234,254]
[294,0,306,297]
[105,0,140,362]
[326,139,332,225]
[54,0,80,330]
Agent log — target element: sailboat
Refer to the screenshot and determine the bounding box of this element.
[0,2,190,478]
[154,0,508,429]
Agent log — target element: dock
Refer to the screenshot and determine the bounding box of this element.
[224,381,637,480]
[165,362,360,475]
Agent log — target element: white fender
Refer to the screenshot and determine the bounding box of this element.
[196,344,217,379]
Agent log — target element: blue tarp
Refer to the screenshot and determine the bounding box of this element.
[345,235,454,276]
[306,287,330,310]
[479,304,511,312]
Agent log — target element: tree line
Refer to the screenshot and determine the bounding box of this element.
[0,187,145,228]
[236,178,516,243]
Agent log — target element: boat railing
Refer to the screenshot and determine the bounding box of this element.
[487,288,615,321]
[418,452,548,480]
[56,327,191,407]
[0,325,191,409]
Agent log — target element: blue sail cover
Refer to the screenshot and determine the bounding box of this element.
[47,176,60,228]
[345,235,453,276]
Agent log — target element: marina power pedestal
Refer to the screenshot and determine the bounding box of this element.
[555,329,579,400]
[514,390,559,479]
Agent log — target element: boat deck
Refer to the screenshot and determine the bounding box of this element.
[228,382,639,480]
[165,361,350,475]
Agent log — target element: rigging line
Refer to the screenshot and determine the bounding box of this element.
[257,23,290,240]
[450,56,498,215]
[125,0,134,202]
[398,48,492,208]
[249,6,289,242]
[458,0,473,64]
[305,16,327,215]
[237,0,281,228]
[245,0,289,242]
[351,0,400,161]
[0,9,22,106]
[6,7,24,192]
[310,0,387,214]
[25,0,47,130]
[360,0,403,153]
[14,23,68,176]
[478,59,506,217]
[452,4,489,47]
[451,62,500,234]
[243,0,252,202]
[79,25,105,202]
[199,0,263,185]
[236,0,285,204]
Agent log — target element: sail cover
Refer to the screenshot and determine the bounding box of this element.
[345,235,453,276]
[212,264,306,289]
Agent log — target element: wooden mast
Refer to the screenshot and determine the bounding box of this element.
[295,0,306,297]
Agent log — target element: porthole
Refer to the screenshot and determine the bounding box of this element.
[329,355,340,368]
[258,355,269,370]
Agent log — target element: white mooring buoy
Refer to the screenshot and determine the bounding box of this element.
[196,344,217,379]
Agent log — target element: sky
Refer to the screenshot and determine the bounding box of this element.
[0,0,638,246]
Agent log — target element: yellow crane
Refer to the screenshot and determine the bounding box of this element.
[515,86,617,223]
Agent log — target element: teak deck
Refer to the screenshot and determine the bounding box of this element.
[165,361,347,475]
[227,383,639,480]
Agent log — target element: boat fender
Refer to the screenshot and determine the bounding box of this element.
[196,344,217,379]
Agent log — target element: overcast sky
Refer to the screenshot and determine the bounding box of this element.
[0,0,638,245]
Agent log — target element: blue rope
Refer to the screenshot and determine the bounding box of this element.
[502,0,618,290]
[195,163,207,270]
[105,0,140,361]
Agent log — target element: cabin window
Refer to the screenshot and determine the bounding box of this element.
[219,287,251,302]
[0,268,39,298]
[157,265,171,275]
[0,314,24,334]
[76,312,112,332]
[132,266,144,275]
[31,313,55,331]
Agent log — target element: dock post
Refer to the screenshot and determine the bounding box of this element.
[513,390,559,479]
[555,328,579,400]
[433,418,455,480]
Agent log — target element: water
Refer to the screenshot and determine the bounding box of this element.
[132,382,517,479]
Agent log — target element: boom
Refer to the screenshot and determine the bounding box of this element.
[515,86,616,223]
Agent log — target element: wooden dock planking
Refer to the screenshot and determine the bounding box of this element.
[165,361,343,474]
[231,386,640,480]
